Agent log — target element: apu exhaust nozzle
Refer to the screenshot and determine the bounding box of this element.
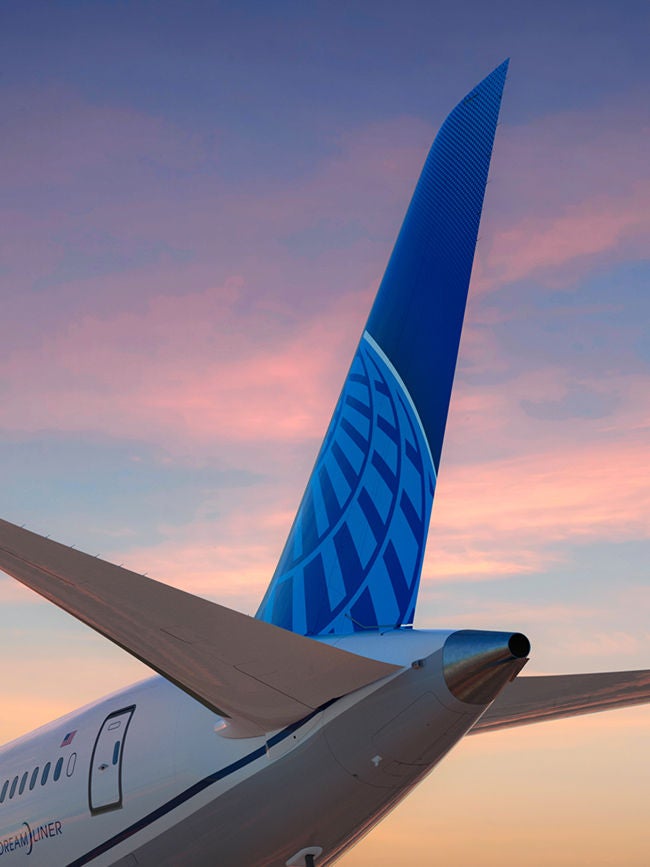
[443,630,531,704]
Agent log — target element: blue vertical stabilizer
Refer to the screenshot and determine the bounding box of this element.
[257,62,508,635]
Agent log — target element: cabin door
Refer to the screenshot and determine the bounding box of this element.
[89,705,135,814]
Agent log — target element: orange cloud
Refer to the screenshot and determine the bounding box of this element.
[0,652,149,744]
[349,704,650,867]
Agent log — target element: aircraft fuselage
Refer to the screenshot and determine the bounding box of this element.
[0,630,498,866]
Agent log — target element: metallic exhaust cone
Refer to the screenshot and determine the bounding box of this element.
[443,630,531,705]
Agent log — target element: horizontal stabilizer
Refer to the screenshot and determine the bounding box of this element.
[0,519,398,736]
[471,670,650,734]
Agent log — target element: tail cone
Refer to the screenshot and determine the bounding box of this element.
[443,630,531,705]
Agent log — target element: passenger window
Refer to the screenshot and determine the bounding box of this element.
[18,772,28,795]
[66,753,77,777]
[41,762,51,786]
[0,780,8,803]
[29,767,39,791]
[9,776,18,798]
[112,740,121,765]
[53,757,64,782]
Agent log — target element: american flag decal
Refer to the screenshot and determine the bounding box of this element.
[60,730,77,748]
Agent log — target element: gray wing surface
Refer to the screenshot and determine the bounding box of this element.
[0,519,398,736]
[471,670,650,734]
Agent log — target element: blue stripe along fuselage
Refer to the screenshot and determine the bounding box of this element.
[67,701,337,867]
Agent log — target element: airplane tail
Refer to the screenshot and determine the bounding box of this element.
[2,61,648,741]
[257,61,509,636]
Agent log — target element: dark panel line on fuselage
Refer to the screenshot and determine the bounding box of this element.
[67,700,337,867]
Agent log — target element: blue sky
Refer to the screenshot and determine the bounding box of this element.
[1,1,649,863]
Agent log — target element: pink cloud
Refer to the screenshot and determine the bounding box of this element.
[3,92,647,355]
[423,434,650,583]
[36,416,646,621]
[0,282,369,455]
[473,107,649,292]
[414,346,650,588]
[113,536,272,617]
[474,186,650,293]
[442,439,649,537]
[4,169,646,462]
[2,280,646,609]
[1,94,648,655]
[0,579,43,604]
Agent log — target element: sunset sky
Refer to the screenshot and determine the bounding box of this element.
[1,1,649,863]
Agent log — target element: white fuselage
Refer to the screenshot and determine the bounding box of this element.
[0,630,487,866]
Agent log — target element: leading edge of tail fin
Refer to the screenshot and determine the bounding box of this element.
[257,61,509,636]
